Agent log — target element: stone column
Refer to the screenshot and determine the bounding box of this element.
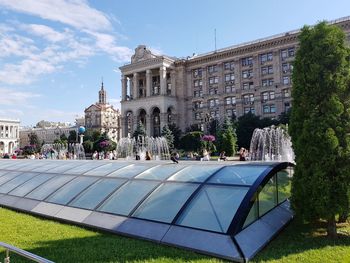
[146,69,152,97]
[170,70,176,96]
[160,66,167,95]
[133,72,139,99]
[121,75,127,101]
[128,78,133,99]
[160,112,167,131]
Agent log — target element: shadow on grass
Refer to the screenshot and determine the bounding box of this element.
[0,230,224,263]
[252,218,350,262]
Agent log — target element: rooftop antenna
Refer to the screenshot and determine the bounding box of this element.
[214,28,217,51]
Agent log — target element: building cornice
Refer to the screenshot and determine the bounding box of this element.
[119,56,175,74]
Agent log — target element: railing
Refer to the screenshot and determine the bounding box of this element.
[0,242,54,263]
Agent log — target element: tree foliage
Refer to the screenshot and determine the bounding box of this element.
[133,121,146,139]
[68,130,77,143]
[161,125,174,150]
[216,118,237,156]
[168,123,182,149]
[289,22,350,237]
[27,132,41,152]
[179,131,203,152]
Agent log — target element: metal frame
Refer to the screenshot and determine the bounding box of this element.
[0,241,54,263]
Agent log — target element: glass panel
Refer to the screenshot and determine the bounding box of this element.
[46,177,98,205]
[63,162,106,174]
[167,165,221,182]
[9,174,55,197]
[84,163,130,176]
[31,162,63,172]
[135,165,186,180]
[70,178,126,210]
[133,183,198,223]
[0,172,23,186]
[16,161,48,171]
[277,168,293,204]
[208,165,269,185]
[26,175,75,200]
[259,174,277,216]
[0,170,9,177]
[107,164,155,178]
[45,162,86,173]
[98,180,159,216]
[243,198,258,228]
[2,161,32,170]
[0,172,38,194]
[0,161,22,169]
[177,185,248,232]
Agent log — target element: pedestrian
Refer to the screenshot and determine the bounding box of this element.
[219,151,227,161]
[145,151,152,160]
[171,152,179,163]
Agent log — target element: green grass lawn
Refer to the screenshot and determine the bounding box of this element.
[0,207,349,263]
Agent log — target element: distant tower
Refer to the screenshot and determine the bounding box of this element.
[98,80,106,104]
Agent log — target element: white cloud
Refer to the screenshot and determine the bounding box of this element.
[84,30,133,61]
[22,24,67,42]
[0,87,41,105]
[0,0,112,31]
[0,1,133,85]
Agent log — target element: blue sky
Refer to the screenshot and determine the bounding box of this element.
[0,0,349,126]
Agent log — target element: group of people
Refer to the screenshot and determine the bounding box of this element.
[239,147,249,161]
[92,151,117,160]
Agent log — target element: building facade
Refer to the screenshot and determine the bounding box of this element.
[84,82,121,141]
[19,125,79,148]
[0,119,20,154]
[120,17,350,137]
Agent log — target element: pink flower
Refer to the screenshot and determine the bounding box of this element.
[202,135,216,142]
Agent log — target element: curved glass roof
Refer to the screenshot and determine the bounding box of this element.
[0,159,294,262]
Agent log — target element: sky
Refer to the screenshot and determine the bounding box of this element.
[0,0,349,126]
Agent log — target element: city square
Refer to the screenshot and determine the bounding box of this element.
[1,1,350,262]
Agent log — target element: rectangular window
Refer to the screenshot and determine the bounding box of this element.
[209,76,219,85]
[224,61,234,71]
[225,97,236,105]
[262,92,268,102]
[260,52,273,63]
[263,105,269,113]
[270,104,276,113]
[281,47,295,60]
[208,65,218,73]
[283,76,290,85]
[242,69,253,79]
[285,102,291,111]
[209,88,218,95]
[193,68,202,78]
[269,91,275,100]
[244,107,255,114]
[225,85,235,93]
[242,57,253,66]
[225,73,235,82]
[194,79,203,87]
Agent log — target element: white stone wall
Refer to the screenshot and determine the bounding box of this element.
[0,119,20,154]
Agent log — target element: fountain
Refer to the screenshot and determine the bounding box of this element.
[249,125,294,162]
[41,143,85,160]
[116,136,170,160]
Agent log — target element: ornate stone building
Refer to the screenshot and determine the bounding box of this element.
[0,119,20,154]
[84,82,121,141]
[19,125,79,147]
[120,17,350,137]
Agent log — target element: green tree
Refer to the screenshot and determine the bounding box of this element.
[289,22,350,237]
[132,121,146,139]
[179,131,203,153]
[217,118,237,156]
[277,108,292,125]
[161,125,174,150]
[60,133,68,143]
[236,112,261,149]
[68,130,77,143]
[28,132,41,152]
[168,123,182,149]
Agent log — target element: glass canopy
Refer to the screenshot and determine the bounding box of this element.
[0,160,294,262]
